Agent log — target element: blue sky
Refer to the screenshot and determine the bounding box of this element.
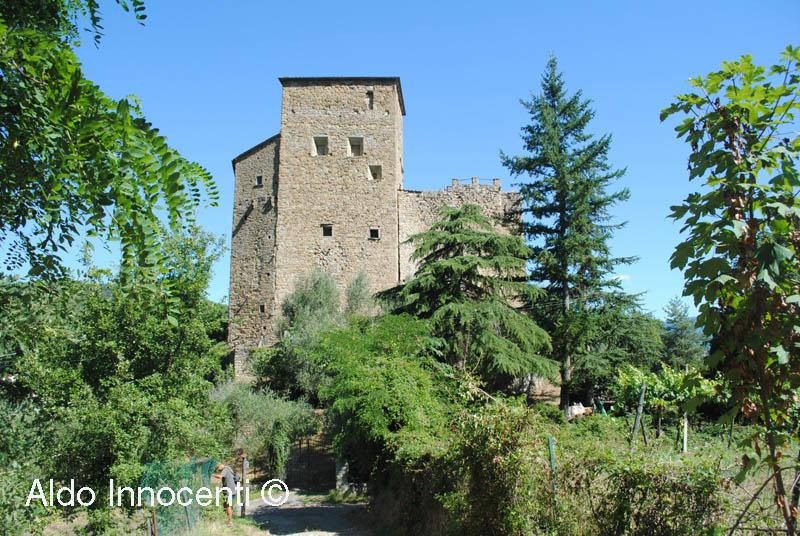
[75,0,799,317]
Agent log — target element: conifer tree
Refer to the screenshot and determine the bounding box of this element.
[378,204,554,386]
[503,56,635,408]
[661,297,706,368]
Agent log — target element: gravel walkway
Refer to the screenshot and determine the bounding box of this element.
[248,491,373,536]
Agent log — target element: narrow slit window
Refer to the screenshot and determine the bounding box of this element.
[321,224,333,237]
[366,90,374,110]
[349,137,364,156]
[255,175,263,186]
[369,165,382,181]
[369,228,380,240]
[314,136,328,156]
[259,304,266,314]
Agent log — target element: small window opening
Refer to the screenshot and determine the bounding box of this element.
[369,228,380,240]
[369,165,382,181]
[349,137,364,156]
[255,175,263,187]
[259,304,266,314]
[314,136,328,156]
[366,91,374,110]
[321,224,333,237]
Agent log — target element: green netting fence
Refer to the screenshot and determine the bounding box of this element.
[139,457,218,536]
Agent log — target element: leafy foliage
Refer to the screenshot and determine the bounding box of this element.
[612,364,720,419]
[253,270,373,401]
[378,204,554,386]
[448,403,726,536]
[572,304,665,400]
[345,271,375,317]
[0,0,217,282]
[662,45,800,531]
[0,228,229,532]
[277,269,343,347]
[211,382,319,476]
[312,315,457,476]
[502,56,636,407]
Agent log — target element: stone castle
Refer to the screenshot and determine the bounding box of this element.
[229,77,519,378]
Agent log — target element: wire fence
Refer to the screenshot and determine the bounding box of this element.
[139,457,218,536]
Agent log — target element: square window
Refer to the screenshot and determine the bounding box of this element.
[321,224,333,237]
[369,165,382,181]
[348,137,364,157]
[366,91,374,110]
[314,136,328,156]
[255,175,263,187]
[369,228,380,240]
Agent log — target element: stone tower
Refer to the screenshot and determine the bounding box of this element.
[229,77,519,379]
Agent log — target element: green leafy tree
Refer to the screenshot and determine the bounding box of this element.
[345,271,375,317]
[254,270,344,402]
[662,297,706,368]
[662,46,800,533]
[7,228,229,532]
[0,0,217,282]
[378,204,554,387]
[311,314,457,478]
[574,305,665,401]
[503,56,635,407]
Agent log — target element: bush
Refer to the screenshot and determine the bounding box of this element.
[311,315,457,477]
[530,402,565,424]
[211,381,319,476]
[450,404,726,536]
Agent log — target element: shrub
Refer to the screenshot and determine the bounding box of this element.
[450,404,726,536]
[211,381,319,475]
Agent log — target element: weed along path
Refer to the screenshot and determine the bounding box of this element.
[247,491,374,536]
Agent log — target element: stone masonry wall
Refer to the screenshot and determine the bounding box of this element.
[398,178,521,281]
[229,135,280,377]
[228,79,523,380]
[271,80,404,329]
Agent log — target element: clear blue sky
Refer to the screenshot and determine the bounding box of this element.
[75,0,799,317]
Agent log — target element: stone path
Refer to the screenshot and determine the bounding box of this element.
[248,492,373,536]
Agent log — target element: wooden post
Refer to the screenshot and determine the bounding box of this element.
[682,409,688,453]
[241,455,249,516]
[151,509,158,536]
[630,383,647,453]
[640,415,648,446]
[682,365,689,453]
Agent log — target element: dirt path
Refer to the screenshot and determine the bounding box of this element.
[247,491,374,536]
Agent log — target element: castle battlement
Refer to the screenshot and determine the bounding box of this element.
[445,177,504,191]
[229,77,520,379]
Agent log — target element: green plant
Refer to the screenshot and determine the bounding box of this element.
[662,297,707,368]
[502,55,636,408]
[210,381,319,476]
[0,1,218,284]
[312,315,458,474]
[662,45,800,531]
[5,228,230,531]
[378,204,554,387]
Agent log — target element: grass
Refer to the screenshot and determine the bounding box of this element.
[189,508,264,535]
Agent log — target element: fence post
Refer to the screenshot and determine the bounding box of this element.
[241,455,249,516]
[547,436,557,491]
[151,509,158,536]
[630,383,647,453]
[682,365,689,453]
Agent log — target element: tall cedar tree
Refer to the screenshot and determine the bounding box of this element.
[377,204,554,386]
[503,57,635,408]
[661,297,706,369]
